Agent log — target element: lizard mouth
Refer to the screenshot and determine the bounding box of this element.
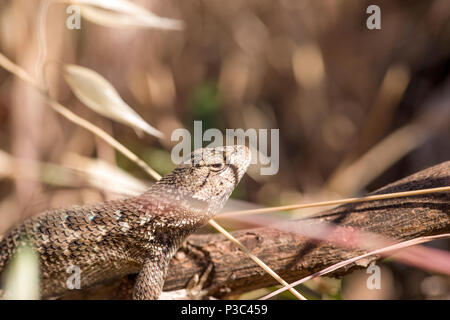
[218,145,251,187]
[217,145,251,178]
[233,145,252,176]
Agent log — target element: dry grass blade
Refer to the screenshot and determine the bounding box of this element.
[228,209,450,276]
[326,123,439,196]
[63,64,163,138]
[62,153,148,196]
[208,219,307,300]
[260,233,450,300]
[67,0,184,30]
[48,98,162,180]
[0,52,45,92]
[218,186,450,217]
[325,88,450,196]
[0,149,148,195]
[0,51,161,180]
[0,149,71,186]
[2,243,41,300]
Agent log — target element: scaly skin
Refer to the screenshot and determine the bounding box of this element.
[0,146,251,299]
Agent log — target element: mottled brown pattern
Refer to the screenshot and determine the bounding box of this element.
[0,146,251,299]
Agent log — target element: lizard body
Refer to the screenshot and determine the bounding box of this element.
[0,146,250,299]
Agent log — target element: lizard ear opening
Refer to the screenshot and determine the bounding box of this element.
[209,162,226,172]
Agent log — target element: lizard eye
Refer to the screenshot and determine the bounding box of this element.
[209,162,226,172]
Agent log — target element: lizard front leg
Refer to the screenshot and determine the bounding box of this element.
[133,254,170,300]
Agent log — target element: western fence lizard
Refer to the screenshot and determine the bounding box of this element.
[0,145,251,299]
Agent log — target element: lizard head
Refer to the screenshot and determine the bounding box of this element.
[153,145,251,216]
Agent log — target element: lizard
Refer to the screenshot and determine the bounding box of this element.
[0,145,251,300]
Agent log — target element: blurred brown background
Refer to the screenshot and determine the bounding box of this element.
[0,0,449,299]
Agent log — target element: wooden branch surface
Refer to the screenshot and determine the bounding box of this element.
[62,161,450,299]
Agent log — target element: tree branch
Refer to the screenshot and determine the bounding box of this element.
[61,161,450,299]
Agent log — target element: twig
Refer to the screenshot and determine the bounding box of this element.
[219,186,450,217]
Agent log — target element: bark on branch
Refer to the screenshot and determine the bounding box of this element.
[63,161,450,299]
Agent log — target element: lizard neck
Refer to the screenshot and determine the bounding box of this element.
[138,184,216,226]
[139,179,229,223]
